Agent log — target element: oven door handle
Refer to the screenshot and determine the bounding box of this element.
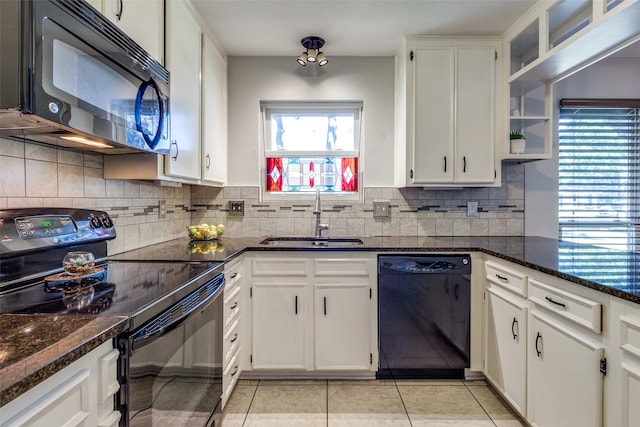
[132,288,222,350]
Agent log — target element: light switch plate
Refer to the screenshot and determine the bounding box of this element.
[373,201,390,218]
[467,201,479,217]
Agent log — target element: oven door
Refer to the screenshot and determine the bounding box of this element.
[117,276,223,426]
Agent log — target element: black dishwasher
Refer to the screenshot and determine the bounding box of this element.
[377,255,471,379]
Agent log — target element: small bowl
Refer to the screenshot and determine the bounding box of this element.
[62,251,95,275]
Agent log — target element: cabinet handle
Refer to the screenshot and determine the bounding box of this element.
[511,317,518,340]
[116,0,123,20]
[206,153,211,169]
[545,296,566,308]
[295,295,298,315]
[535,332,542,357]
[230,366,238,377]
[170,140,179,160]
[410,169,414,179]
[495,274,509,283]
[230,272,238,279]
[454,284,459,299]
[323,296,327,316]
[230,302,238,310]
[230,333,238,343]
[463,156,467,173]
[443,156,447,173]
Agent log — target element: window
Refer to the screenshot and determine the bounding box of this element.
[261,101,362,198]
[558,99,639,253]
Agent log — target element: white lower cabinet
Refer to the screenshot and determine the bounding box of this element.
[246,253,377,375]
[251,283,307,369]
[0,341,120,427]
[484,286,528,416]
[483,257,607,427]
[528,311,604,427]
[222,257,243,407]
[314,283,371,370]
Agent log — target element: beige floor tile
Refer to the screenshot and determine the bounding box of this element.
[258,379,328,386]
[329,415,412,426]
[398,384,491,422]
[395,379,464,386]
[224,384,257,414]
[494,420,527,427]
[327,384,407,420]
[329,379,396,386]
[410,421,496,427]
[249,384,327,415]
[467,384,521,421]
[243,413,326,427]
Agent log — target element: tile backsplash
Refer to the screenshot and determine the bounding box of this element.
[191,163,525,238]
[1,138,524,253]
[0,138,191,254]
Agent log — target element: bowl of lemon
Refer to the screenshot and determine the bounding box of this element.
[187,223,225,241]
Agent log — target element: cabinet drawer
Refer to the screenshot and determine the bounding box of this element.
[528,278,602,333]
[224,285,241,329]
[485,261,527,297]
[251,258,307,276]
[225,260,242,291]
[223,318,240,367]
[314,258,371,277]
[620,315,640,359]
[222,350,241,407]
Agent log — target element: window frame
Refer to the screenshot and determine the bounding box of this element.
[259,100,364,202]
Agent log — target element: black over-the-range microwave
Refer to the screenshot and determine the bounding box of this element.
[0,0,170,154]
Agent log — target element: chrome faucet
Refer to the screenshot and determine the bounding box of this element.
[313,189,329,239]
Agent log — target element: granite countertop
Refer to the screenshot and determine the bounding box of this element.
[114,235,640,304]
[0,315,128,406]
[3,234,638,407]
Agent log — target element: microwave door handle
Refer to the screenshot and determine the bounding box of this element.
[135,79,165,150]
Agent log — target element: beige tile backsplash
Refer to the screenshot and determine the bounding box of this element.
[1,137,525,254]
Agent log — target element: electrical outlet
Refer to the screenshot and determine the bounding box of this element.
[467,201,479,217]
[158,200,167,219]
[373,201,390,218]
[229,201,244,215]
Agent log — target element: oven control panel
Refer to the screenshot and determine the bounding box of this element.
[0,208,116,255]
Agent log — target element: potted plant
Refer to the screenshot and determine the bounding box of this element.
[510,130,526,154]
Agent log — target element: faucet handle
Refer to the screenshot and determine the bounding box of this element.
[318,223,329,238]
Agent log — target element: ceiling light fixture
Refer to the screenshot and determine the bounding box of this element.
[297,36,328,67]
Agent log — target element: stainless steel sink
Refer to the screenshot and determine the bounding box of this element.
[259,237,364,247]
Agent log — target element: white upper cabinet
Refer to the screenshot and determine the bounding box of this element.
[164,0,201,181]
[201,33,228,186]
[92,0,164,64]
[405,38,501,186]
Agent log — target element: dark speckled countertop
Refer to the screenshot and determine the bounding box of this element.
[0,315,127,406]
[3,234,638,407]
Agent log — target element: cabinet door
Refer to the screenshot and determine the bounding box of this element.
[165,0,201,180]
[409,46,455,184]
[529,312,604,427]
[314,284,371,370]
[484,288,527,416]
[251,284,306,369]
[102,0,164,63]
[455,46,496,183]
[201,33,227,185]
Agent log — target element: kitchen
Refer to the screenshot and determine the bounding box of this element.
[1,0,639,426]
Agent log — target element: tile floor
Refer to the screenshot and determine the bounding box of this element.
[222,379,526,426]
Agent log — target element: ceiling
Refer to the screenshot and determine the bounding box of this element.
[189,0,539,57]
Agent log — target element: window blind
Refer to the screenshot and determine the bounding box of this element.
[558,101,639,291]
[558,101,639,255]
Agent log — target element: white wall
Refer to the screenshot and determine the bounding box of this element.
[226,56,395,187]
[525,56,640,238]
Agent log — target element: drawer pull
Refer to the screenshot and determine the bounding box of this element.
[230,333,238,343]
[535,332,543,357]
[324,296,327,316]
[230,302,238,310]
[231,366,238,377]
[295,295,298,315]
[511,317,518,340]
[495,273,509,282]
[545,296,566,308]
[230,272,238,279]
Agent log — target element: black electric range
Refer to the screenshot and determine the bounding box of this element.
[0,208,224,426]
